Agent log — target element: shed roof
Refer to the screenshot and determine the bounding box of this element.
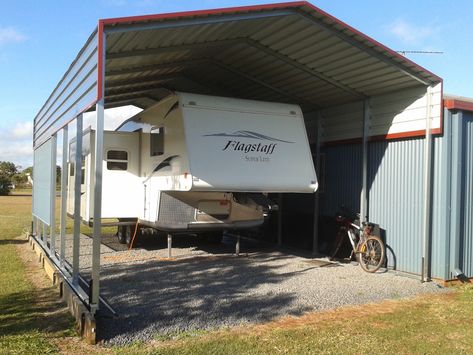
[34,1,442,147]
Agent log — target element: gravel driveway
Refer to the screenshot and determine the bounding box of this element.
[65,234,446,345]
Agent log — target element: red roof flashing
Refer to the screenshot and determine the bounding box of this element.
[444,98,473,112]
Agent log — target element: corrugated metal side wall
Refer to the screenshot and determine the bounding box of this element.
[319,144,362,216]
[460,112,473,277]
[367,139,425,274]
[320,136,449,277]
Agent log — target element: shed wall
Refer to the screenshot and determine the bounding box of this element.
[320,134,449,278]
[458,111,473,277]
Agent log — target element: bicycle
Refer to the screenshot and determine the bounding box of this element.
[330,208,385,273]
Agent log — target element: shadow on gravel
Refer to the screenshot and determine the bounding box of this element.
[95,241,311,344]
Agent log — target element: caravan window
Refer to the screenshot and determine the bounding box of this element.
[107,150,128,171]
[150,127,164,156]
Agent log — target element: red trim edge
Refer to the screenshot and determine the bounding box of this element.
[444,99,473,112]
[100,2,307,25]
[322,128,443,147]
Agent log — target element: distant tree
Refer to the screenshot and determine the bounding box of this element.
[19,166,62,187]
[0,161,19,195]
[0,173,10,195]
[23,166,33,176]
[0,161,18,178]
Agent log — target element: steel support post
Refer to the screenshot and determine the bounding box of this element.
[167,234,172,258]
[422,86,433,282]
[312,113,322,255]
[60,126,68,266]
[450,111,463,278]
[91,98,105,312]
[360,99,370,225]
[49,134,57,255]
[72,114,83,286]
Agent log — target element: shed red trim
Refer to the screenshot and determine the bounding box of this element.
[322,128,443,147]
[100,2,308,25]
[444,98,473,112]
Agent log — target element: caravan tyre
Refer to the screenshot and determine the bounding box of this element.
[117,226,127,244]
[125,225,132,246]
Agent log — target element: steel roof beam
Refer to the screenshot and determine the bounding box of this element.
[106,73,183,89]
[212,59,319,109]
[105,39,364,99]
[104,10,294,34]
[106,37,245,60]
[105,59,208,77]
[294,10,434,86]
[244,38,365,99]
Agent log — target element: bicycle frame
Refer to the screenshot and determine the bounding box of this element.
[332,207,385,273]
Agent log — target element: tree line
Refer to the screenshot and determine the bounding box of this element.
[0,161,61,195]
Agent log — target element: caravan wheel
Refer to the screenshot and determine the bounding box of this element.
[125,225,132,246]
[117,226,127,244]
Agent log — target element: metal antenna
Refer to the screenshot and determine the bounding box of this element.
[397,50,444,56]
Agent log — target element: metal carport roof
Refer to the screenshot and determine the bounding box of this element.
[33,1,441,148]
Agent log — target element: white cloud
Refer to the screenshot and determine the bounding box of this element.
[0,27,27,47]
[386,19,435,45]
[11,121,33,139]
[0,120,33,168]
[0,106,142,169]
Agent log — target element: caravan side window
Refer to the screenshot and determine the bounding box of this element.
[150,127,164,156]
[107,150,128,171]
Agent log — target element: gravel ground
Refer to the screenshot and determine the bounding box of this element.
[65,233,447,345]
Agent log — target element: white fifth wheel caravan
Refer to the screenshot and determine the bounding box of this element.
[67,92,317,245]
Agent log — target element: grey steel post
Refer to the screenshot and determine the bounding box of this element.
[91,98,105,311]
[277,194,283,246]
[313,113,322,255]
[60,126,68,265]
[167,234,172,258]
[360,99,370,225]
[49,134,57,255]
[422,86,433,282]
[450,110,463,277]
[236,235,240,256]
[72,114,83,286]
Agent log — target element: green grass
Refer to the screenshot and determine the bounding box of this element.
[114,286,473,355]
[1,195,473,354]
[0,195,66,354]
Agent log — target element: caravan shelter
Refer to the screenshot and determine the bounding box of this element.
[32,2,466,333]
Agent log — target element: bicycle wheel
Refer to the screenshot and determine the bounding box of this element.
[330,227,346,260]
[357,236,385,273]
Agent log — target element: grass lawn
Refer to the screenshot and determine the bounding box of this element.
[0,195,74,354]
[0,194,473,354]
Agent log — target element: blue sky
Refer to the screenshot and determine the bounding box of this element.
[1,0,472,168]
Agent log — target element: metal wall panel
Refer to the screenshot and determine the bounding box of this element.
[367,139,425,274]
[320,136,450,278]
[34,31,98,148]
[460,112,473,277]
[32,139,54,224]
[319,144,362,216]
[316,83,442,144]
[430,132,450,280]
